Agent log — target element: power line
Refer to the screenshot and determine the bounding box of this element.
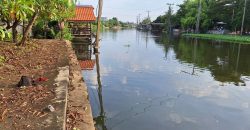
[103,6,166,12]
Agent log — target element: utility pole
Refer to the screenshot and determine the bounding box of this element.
[136,16,138,25]
[146,11,150,19]
[138,14,141,24]
[95,0,103,49]
[195,0,202,33]
[166,3,174,33]
[240,0,247,35]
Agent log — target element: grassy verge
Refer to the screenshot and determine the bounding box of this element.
[182,33,250,44]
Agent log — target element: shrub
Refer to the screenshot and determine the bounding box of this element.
[0,27,11,41]
[33,21,59,39]
[56,23,72,40]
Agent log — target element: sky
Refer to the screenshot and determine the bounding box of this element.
[78,0,184,22]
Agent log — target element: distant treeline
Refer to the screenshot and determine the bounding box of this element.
[154,0,250,33]
[101,17,134,29]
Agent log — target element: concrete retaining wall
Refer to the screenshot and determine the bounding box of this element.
[65,40,95,130]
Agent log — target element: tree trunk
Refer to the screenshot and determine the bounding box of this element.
[18,12,38,46]
[58,21,65,40]
[12,27,18,43]
[12,20,19,43]
[60,29,63,40]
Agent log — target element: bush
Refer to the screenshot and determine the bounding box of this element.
[46,28,56,39]
[56,24,72,40]
[0,27,11,41]
[33,21,45,39]
[33,21,59,39]
[33,20,72,40]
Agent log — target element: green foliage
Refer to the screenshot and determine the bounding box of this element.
[33,20,72,40]
[0,27,11,41]
[33,20,59,39]
[0,27,6,41]
[0,0,34,21]
[142,18,151,24]
[154,15,167,23]
[155,0,250,32]
[56,24,72,40]
[0,0,76,44]
[0,0,35,42]
[178,0,209,31]
[183,33,250,43]
[103,17,119,27]
[102,17,133,28]
[32,21,45,38]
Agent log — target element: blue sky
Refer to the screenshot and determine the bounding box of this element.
[78,0,184,22]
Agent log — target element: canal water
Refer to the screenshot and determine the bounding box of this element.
[74,29,250,130]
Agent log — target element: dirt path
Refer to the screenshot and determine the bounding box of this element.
[0,40,95,130]
[0,40,69,129]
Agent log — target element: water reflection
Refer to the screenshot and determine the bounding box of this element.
[180,38,198,76]
[154,34,250,85]
[72,43,92,60]
[72,43,107,129]
[79,29,250,130]
[93,49,107,130]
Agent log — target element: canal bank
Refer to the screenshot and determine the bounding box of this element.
[65,41,95,130]
[183,33,250,44]
[0,40,95,130]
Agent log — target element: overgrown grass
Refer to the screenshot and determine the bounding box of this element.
[182,34,250,44]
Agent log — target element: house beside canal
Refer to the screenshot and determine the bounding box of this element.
[68,5,96,43]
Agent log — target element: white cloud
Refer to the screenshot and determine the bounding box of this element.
[78,0,184,22]
[169,113,197,124]
[121,76,127,85]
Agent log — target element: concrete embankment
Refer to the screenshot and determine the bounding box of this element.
[65,41,95,130]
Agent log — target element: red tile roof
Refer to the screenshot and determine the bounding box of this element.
[79,60,96,70]
[68,5,96,22]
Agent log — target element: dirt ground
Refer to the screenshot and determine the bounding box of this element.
[0,39,69,129]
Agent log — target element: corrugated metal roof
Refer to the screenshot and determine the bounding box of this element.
[68,5,96,22]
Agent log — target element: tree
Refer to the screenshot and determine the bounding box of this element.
[165,5,173,33]
[154,15,167,23]
[18,0,75,45]
[141,17,151,24]
[0,0,34,43]
[162,0,250,33]
[110,17,119,26]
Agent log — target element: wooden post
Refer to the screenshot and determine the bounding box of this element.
[95,0,103,48]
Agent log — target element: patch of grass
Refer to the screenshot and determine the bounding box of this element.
[182,34,250,44]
